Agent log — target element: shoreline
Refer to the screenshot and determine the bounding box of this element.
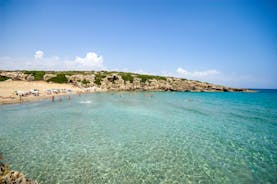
[0,80,255,105]
[0,81,87,105]
[0,82,255,106]
[0,93,75,105]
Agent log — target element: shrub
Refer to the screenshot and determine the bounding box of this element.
[137,74,166,83]
[120,73,134,83]
[24,71,45,80]
[0,76,10,81]
[58,71,90,76]
[47,74,68,83]
[94,73,107,85]
[82,79,90,85]
[154,76,167,81]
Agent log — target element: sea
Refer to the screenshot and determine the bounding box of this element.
[0,90,276,183]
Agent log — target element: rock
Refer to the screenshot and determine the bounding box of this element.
[0,162,6,176]
[107,74,119,83]
[1,170,38,184]
[0,72,27,80]
[26,75,34,81]
[67,74,84,83]
[0,162,38,184]
[67,74,95,87]
[43,74,57,81]
[100,74,127,91]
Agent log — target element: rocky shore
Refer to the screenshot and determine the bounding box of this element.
[0,155,38,184]
[0,71,253,92]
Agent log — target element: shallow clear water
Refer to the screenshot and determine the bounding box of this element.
[0,91,276,183]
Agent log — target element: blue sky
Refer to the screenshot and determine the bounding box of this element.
[0,0,276,88]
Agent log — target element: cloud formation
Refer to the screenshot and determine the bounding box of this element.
[75,52,103,68]
[34,50,44,59]
[176,67,220,77]
[0,50,105,71]
[175,67,260,88]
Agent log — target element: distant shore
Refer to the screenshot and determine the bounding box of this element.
[0,80,254,105]
[0,70,255,105]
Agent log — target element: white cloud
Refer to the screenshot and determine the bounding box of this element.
[110,68,153,75]
[176,67,220,77]
[0,51,105,71]
[74,52,103,68]
[34,50,44,59]
[175,67,267,88]
[176,67,222,85]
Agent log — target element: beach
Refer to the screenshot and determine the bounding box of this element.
[1,0,275,183]
[0,81,81,104]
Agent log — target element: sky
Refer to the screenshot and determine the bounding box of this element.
[0,0,276,88]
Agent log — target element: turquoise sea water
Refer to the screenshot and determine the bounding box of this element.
[0,91,276,183]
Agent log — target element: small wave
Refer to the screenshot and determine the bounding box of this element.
[80,101,92,104]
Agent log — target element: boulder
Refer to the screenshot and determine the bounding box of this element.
[43,74,57,81]
[0,72,27,80]
[0,161,38,184]
[26,75,34,81]
[67,75,95,86]
[1,170,38,184]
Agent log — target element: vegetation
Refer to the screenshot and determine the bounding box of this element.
[0,76,10,81]
[56,71,92,76]
[119,73,134,83]
[24,71,45,80]
[137,74,166,83]
[1,70,170,86]
[82,79,90,85]
[47,74,68,83]
[94,73,107,85]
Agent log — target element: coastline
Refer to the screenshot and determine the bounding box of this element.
[0,81,85,105]
[0,80,255,105]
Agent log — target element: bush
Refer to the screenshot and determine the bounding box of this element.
[94,73,107,85]
[82,79,90,85]
[58,71,90,76]
[137,74,166,83]
[120,73,134,83]
[24,71,45,80]
[47,74,68,83]
[0,76,10,81]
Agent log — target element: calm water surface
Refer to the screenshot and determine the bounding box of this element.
[0,91,276,183]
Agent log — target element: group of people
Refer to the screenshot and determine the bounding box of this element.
[45,88,72,95]
[15,89,39,97]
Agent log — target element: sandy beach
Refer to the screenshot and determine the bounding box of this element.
[0,81,81,104]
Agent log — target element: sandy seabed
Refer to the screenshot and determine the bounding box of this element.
[0,81,80,104]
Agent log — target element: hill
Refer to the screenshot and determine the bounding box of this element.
[0,70,252,92]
